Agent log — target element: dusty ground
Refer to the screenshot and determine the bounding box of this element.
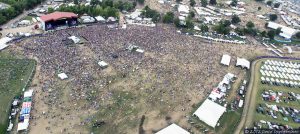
[5,24,270,134]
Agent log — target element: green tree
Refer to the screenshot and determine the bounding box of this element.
[266,1,272,6]
[162,12,174,23]
[189,11,195,18]
[274,3,280,8]
[200,24,209,32]
[235,27,245,36]
[209,0,217,5]
[269,14,278,21]
[176,0,182,3]
[231,14,241,24]
[275,28,281,35]
[186,18,194,29]
[201,0,208,7]
[246,21,255,28]
[258,6,261,11]
[190,0,196,6]
[48,7,55,13]
[267,30,276,39]
[137,0,145,4]
[91,0,99,6]
[261,31,267,37]
[174,17,181,27]
[0,14,7,25]
[295,32,300,39]
[74,0,79,5]
[231,0,238,6]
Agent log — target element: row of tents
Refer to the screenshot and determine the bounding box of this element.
[264,60,300,69]
[260,69,300,81]
[261,77,300,88]
[17,89,34,132]
[194,35,246,44]
[261,64,300,75]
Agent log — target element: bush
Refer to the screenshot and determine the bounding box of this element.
[141,6,161,22]
[266,1,272,6]
[209,0,217,5]
[162,12,174,23]
[269,14,278,21]
[231,0,238,7]
[231,15,241,24]
[201,0,208,7]
[190,0,196,6]
[274,3,280,8]
[200,24,209,32]
[189,11,195,18]
[246,21,255,28]
[267,30,276,39]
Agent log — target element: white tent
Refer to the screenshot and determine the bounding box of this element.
[17,119,29,131]
[24,89,33,98]
[68,36,80,44]
[95,16,105,22]
[267,21,298,39]
[156,123,190,134]
[58,73,68,80]
[98,61,108,68]
[220,54,231,66]
[0,37,13,51]
[236,58,250,69]
[193,99,226,128]
[178,5,189,14]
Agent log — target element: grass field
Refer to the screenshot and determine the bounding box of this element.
[0,58,36,133]
[250,59,300,128]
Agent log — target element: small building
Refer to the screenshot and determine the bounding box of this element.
[155,123,190,134]
[267,22,298,39]
[220,54,231,66]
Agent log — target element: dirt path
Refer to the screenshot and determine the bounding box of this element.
[234,59,263,134]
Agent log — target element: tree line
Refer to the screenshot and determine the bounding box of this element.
[0,0,46,25]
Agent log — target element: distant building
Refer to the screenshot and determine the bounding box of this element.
[267,21,298,39]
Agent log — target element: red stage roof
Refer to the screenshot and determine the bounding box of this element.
[40,12,78,22]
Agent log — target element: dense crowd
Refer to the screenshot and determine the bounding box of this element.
[10,24,260,133]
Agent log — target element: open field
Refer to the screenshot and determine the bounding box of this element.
[3,24,269,133]
[246,59,300,129]
[0,56,36,133]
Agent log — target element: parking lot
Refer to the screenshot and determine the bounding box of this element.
[250,59,300,129]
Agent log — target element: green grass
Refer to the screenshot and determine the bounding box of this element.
[0,58,36,133]
[251,59,300,128]
[216,109,243,134]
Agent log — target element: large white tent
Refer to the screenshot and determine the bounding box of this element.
[236,58,250,69]
[267,22,298,39]
[0,37,13,51]
[193,99,226,128]
[156,123,190,134]
[220,54,231,66]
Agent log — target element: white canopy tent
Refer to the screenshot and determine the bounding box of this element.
[0,37,13,51]
[220,54,231,66]
[193,99,226,128]
[68,36,80,44]
[58,73,68,80]
[236,58,250,69]
[156,123,190,134]
[24,89,33,98]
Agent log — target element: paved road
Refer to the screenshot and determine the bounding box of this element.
[234,59,263,134]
